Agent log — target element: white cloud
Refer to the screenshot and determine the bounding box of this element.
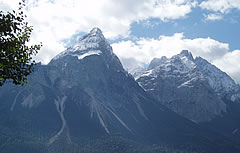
[0,0,18,12]
[112,33,240,83]
[1,0,197,64]
[112,33,229,65]
[200,0,240,13]
[213,50,240,83]
[204,13,223,21]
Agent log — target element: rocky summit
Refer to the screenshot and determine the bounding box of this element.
[1,29,240,153]
[136,50,240,123]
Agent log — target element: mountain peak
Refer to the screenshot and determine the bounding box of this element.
[51,27,111,62]
[90,27,103,35]
[50,27,124,72]
[179,50,194,61]
[80,27,105,42]
[148,56,167,70]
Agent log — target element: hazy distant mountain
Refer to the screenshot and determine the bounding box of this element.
[0,29,240,153]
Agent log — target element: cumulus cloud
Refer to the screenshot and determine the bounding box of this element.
[1,0,197,64]
[213,50,240,83]
[112,33,240,83]
[200,0,240,13]
[200,0,240,21]
[112,33,229,65]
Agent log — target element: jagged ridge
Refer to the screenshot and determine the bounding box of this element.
[135,50,240,122]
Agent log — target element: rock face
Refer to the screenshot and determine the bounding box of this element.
[1,29,240,152]
[44,27,152,138]
[0,28,215,150]
[195,56,240,101]
[136,50,240,122]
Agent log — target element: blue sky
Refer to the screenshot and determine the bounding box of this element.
[1,0,240,83]
[131,8,240,50]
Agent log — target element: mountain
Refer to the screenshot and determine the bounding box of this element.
[0,29,240,153]
[195,56,240,101]
[135,50,240,142]
[136,50,240,122]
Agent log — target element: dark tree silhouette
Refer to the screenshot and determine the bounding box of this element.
[0,0,42,86]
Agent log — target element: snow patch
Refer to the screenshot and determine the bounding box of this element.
[177,78,197,88]
[75,50,102,60]
[180,56,196,70]
[136,69,153,80]
[141,69,153,77]
[72,42,99,51]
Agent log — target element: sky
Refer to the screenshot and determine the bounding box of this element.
[1,0,240,83]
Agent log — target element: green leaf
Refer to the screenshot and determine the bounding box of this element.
[0,1,42,86]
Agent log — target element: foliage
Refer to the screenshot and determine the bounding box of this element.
[0,0,42,86]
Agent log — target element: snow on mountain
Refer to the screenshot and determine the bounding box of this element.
[135,50,240,122]
[75,50,102,60]
[195,56,240,101]
[137,50,202,83]
[52,27,113,61]
[149,51,196,74]
[50,27,124,76]
[126,66,146,79]
[136,50,240,102]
